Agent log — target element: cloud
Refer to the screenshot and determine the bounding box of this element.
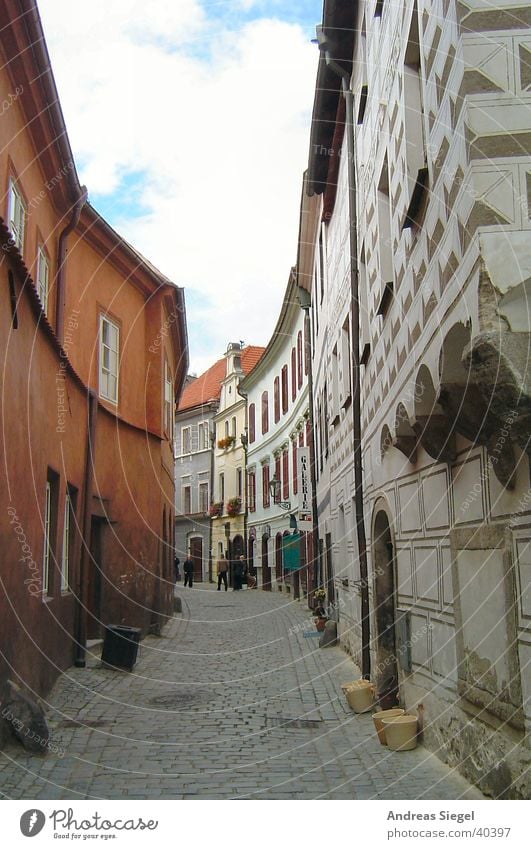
[37,0,318,374]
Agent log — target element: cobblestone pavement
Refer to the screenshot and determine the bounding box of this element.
[0,585,484,800]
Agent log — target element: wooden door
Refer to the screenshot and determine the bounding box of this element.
[191,537,203,582]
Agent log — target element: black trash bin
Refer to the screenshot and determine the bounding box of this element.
[101,625,141,671]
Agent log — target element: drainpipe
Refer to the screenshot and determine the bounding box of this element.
[75,388,98,667]
[208,419,216,582]
[297,289,321,604]
[319,41,371,679]
[55,187,87,346]
[236,385,249,561]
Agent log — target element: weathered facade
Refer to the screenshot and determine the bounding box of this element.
[304,0,530,798]
[0,0,188,701]
[240,271,313,595]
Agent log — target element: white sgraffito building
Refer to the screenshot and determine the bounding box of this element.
[303,0,531,798]
[239,271,313,597]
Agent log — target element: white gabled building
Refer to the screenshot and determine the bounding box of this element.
[239,270,313,598]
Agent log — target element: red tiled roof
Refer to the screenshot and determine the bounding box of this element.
[178,346,265,412]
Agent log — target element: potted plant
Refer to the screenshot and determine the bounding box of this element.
[209,501,223,517]
[226,496,242,516]
[313,588,327,631]
[217,435,236,450]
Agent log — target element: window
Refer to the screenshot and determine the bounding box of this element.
[261,391,269,434]
[181,427,191,454]
[249,404,256,443]
[61,488,77,592]
[37,245,49,312]
[198,421,209,451]
[219,473,225,502]
[237,467,243,498]
[323,381,329,457]
[303,322,309,375]
[274,377,280,423]
[374,0,384,16]
[291,348,297,401]
[7,178,26,253]
[377,155,393,316]
[403,3,428,227]
[164,359,173,439]
[331,345,340,424]
[274,455,281,504]
[231,416,237,438]
[282,448,289,500]
[225,420,229,438]
[262,465,270,508]
[248,471,256,512]
[199,482,209,514]
[297,331,303,387]
[281,365,288,414]
[42,470,59,596]
[319,230,325,303]
[43,482,51,596]
[99,315,119,403]
[292,440,298,495]
[182,485,192,514]
[341,317,352,405]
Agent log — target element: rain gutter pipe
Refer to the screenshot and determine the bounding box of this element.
[318,30,371,680]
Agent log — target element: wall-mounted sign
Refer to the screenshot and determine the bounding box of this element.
[297,447,313,532]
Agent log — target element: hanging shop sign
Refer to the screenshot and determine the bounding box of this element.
[297,447,313,532]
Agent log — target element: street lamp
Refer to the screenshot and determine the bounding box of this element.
[268,475,291,510]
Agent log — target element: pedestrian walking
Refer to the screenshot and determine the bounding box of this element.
[174,555,181,583]
[217,556,229,591]
[232,557,244,591]
[183,556,194,588]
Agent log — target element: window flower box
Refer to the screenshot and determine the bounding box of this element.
[226,497,242,516]
[217,435,236,450]
[209,502,223,518]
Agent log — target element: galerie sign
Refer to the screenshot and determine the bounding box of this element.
[297,447,313,532]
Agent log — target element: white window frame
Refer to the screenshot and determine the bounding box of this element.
[43,481,51,596]
[199,481,209,514]
[164,359,174,439]
[8,177,26,253]
[182,485,192,515]
[99,315,120,404]
[37,245,49,312]
[181,426,191,454]
[61,492,71,593]
[198,421,209,451]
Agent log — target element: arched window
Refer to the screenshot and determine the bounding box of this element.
[274,377,280,423]
[249,403,256,443]
[261,391,269,434]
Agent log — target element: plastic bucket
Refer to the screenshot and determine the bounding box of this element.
[345,680,376,713]
[372,709,405,745]
[381,714,418,750]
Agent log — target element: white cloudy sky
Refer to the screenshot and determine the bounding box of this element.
[37,0,322,375]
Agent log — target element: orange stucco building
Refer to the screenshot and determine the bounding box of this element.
[0,0,188,699]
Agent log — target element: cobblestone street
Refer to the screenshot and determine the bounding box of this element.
[0,587,484,800]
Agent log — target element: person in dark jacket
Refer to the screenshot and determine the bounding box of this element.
[232,557,244,591]
[183,557,194,587]
[174,555,181,583]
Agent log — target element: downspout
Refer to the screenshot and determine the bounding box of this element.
[55,187,87,346]
[297,290,321,603]
[320,46,371,679]
[208,418,216,582]
[236,385,249,563]
[75,388,98,667]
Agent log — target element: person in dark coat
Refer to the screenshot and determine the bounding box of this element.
[217,557,229,591]
[183,556,194,587]
[174,555,181,583]
[232,557,243,591]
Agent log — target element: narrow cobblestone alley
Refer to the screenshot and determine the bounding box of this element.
[0,587,484,801]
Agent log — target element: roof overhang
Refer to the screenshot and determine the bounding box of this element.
[307,0,358,197]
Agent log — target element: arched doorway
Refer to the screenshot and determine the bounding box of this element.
[373,508,399,707]
[233,535,244,559]
[262,535,271,590]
